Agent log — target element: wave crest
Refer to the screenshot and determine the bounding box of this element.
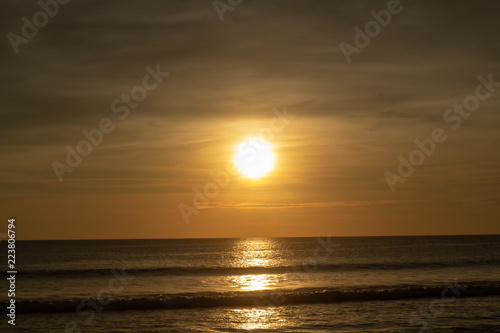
[4,282,500,314]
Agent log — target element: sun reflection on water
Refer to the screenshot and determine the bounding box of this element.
[233,274,273,291]
[230,238,285,291]
[215,239,291,330]
[230,307,286,331]
[232,238,278,267]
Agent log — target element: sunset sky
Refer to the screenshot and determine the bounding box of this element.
[1,0,499,240]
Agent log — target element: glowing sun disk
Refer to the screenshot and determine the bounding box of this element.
[233,137,275,179]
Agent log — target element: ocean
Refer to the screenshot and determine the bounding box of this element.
[1,235,499,332]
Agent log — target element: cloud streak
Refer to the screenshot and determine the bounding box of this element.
[202,200,423,209]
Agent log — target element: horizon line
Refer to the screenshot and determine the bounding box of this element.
[13,233,500,241]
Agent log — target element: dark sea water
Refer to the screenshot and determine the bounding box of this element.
[1,236,500,332]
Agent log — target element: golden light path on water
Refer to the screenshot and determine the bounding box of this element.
[230,238,282,291]
[223,239,290,330]
[230,308,286,330]
[233,274,273,291]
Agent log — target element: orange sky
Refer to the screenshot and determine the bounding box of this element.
[1,1,499,239]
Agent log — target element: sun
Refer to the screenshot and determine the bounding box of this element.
[233,137,275,179]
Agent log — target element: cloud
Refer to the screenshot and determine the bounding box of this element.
[1,0,499,238]
[202,200,423,209]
